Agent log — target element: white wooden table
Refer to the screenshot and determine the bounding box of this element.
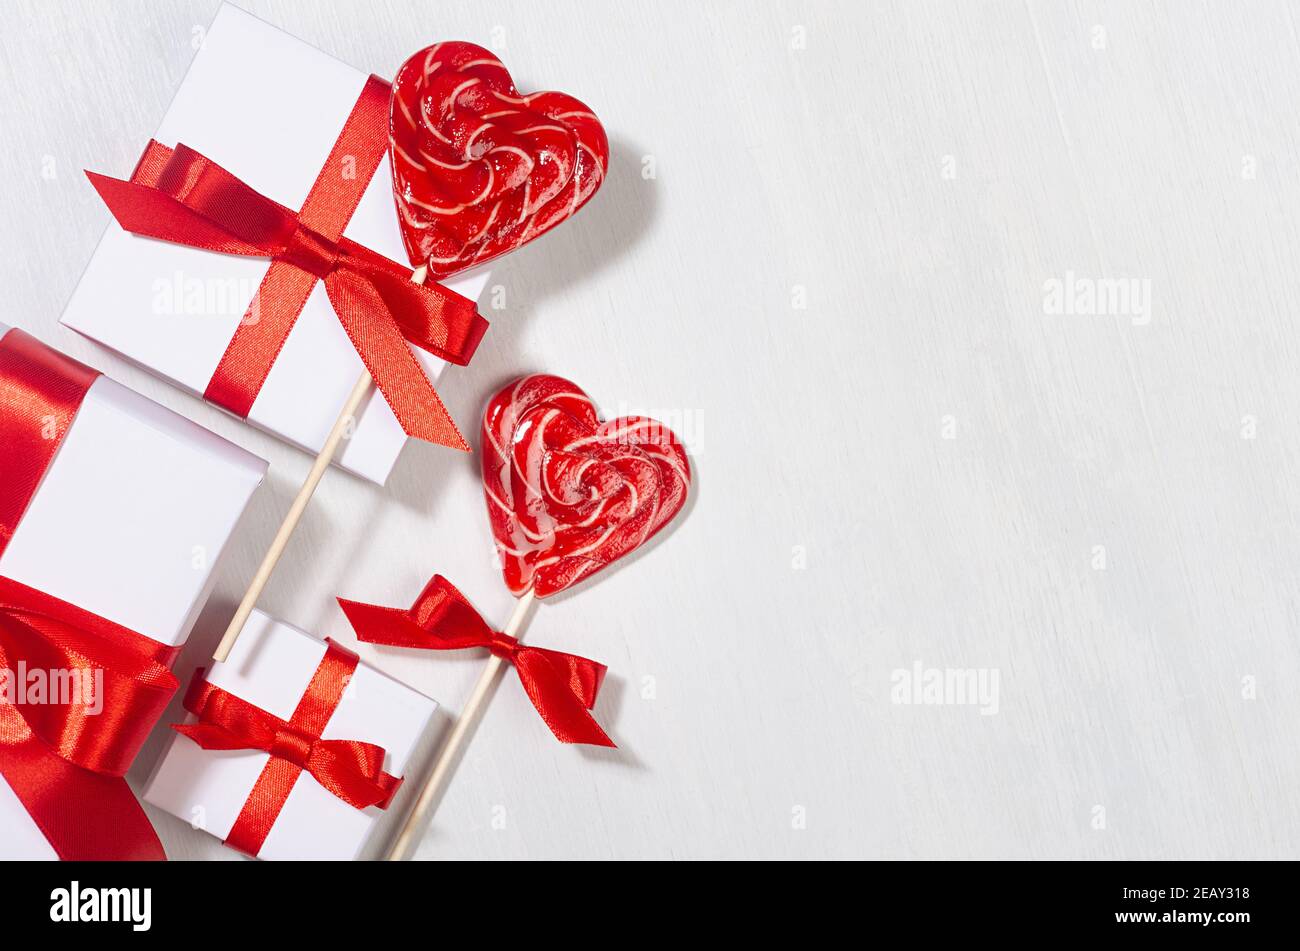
[3,0,1297,859]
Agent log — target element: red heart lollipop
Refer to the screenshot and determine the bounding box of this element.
[389,43,609,277]
[482,375,691,598]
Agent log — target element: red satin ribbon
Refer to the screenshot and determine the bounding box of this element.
[173,640,402,857]
[339,575,615,747]
[86,76,488,451]
[0,330,99,555]
[0,329,176,860]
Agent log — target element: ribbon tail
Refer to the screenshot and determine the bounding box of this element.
[309,740,404,810]
[557,650,607,710]
[85,171,265,256]
[358,261,489,366]
[325,271,470,450]
[512,649,616,747]
[1,707,166,860]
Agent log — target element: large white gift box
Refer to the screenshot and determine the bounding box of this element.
[0,323,268,860]
[144,610,438,860]
[61,3,490,485]
[0,324,268,650]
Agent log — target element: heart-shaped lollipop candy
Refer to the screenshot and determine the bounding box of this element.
[389,43,609,277]
[482,375,691,598]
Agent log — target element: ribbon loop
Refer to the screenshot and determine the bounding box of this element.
[86,76,489,450]
[0,578,179,778]
[338,575,615,747]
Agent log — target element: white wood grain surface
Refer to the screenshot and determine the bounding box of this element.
[3,0,1298,860]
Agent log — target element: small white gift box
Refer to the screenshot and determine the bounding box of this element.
[61,3,490,485]
[143,609,439,860]
[0,323,268,860]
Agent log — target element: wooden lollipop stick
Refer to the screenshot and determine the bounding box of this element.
[385,588,537,861]
[212,266,429,663]
[211,369,372,662]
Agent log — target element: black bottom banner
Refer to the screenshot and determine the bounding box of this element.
[2,859,1288,939]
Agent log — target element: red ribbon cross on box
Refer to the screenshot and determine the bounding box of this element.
[174,640,402,858]
[87,76,487,450]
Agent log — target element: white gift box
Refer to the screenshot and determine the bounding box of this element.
[0,323,268,860]
[0,325,268,649]
[143,610,438,860]
[61,3,490,485]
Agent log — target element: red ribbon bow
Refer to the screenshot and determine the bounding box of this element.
[0,578,179,776]
[0,329,176,860]
[173,640,402,857]
[86,76,487,451]
[0,579,180,861]
[339,575,614,747]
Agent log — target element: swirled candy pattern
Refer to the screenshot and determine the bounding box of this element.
[482,375,691,598]
[390,43,608,277]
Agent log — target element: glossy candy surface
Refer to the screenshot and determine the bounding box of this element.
[389,43,608,277]
[482,375,691,598]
